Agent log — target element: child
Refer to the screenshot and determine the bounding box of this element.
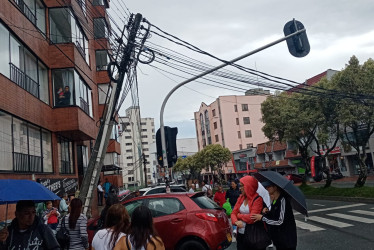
[43,201,60,231]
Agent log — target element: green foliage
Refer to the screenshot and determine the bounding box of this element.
[299,184,374,198]
[196,144,232,172]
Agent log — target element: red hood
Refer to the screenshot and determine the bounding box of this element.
[240,175,258,199]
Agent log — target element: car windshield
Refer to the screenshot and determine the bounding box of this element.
[191,195,221,209]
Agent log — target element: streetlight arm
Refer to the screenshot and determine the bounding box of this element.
[160,28,306,177]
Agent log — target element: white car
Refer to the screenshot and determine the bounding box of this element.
[139,185,186,196]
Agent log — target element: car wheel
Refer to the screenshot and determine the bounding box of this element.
[178,240,207,250]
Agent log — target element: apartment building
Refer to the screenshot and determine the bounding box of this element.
[0,0,122,201]
[194,89,269,177]
[119,107,156,188]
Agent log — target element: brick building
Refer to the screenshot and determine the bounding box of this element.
[0,0,121,219]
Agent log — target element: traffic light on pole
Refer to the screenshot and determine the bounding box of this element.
[284,19,310,58]
[156,126,178,167]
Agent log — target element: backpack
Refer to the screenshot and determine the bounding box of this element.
[56,216,70,249]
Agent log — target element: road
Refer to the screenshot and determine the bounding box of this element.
[227,199,374,250]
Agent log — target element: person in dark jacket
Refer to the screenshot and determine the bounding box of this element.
[0,200,60,250]
[225,181,241,208]
[251,181,297,250]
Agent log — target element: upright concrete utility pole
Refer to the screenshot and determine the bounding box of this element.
[79,13,143,216]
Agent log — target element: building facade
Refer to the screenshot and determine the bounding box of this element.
[0,0,122,210]
[119,107,156,188]
[194,89,269,177]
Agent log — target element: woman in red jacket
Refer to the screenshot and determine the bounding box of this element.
[213,185,226,207]
[231,176,265,250]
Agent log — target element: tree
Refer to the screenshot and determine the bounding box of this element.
[331,56,374,187]
[173,153,204,182]
[261,92,316,183]
[196,144,232,184]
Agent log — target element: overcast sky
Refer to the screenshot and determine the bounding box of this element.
[111,0,374,138]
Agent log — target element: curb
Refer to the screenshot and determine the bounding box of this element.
[306,195,374,204]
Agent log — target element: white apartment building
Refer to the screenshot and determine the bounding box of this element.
[119,107,156,188]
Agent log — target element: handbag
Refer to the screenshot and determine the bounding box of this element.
[56,216,70,249]
[243,196,271,249]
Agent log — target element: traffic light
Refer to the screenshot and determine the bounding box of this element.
[284,19,310,58]
[156,126,178,167]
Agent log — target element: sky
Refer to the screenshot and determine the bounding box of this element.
[111,0,374,138]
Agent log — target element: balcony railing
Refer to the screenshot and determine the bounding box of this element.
[80,97,89,114]
[13,0,36,25]
[10,63,39,98]
[75,41,86,58]
[13,152,42,172]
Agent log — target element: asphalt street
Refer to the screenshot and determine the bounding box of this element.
[227,199,374,250]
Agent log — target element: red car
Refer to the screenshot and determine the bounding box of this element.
[88,192,232,250]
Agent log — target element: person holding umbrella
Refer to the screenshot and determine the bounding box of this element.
[251,180,297,250]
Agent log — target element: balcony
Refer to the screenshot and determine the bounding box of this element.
[12,0,36,25]
[10,63,39,98]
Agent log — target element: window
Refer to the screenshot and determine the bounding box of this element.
[243,117,250,124]
[77,145,88,176]
[98,84,111,104]
[200,113,205,133]
[50,8,89,63]
[0,112,13,171]
[126,156,133,159]
[237,131,241,139]
[0,24,49,103]
[127,163,133,166]
[147,168,151,173]
[207,137,212,145]
[245,130,252,138]
[239,144,243,150]
[236,118,239,125]
[94,18,107,38]
[242,104,248,111]
[143,148,149,151]
[247,143,253,148]
[128,176,134,182]
[95,50,109,71]
[141,135,148,138]
[125,136,131,139]
[125,143,132,146]
[124,200,144,216]
[212,109,216,116]
[141,129,147,132]
[10,117,52,173]
[147,175,152,179]
[12,0,46,34]
[52,69,93,116]
[234,105,238,112]
[58,137,73,174]
[92,0,105,5]
[213,122,217,129]
[142,142,148,145]
[128,170,134,174]
[204,110,210,134]
[141,122,146,125]
[110,123,119,142]
[148,198,185,217]
[215,134,219,142]
[126,149,132,152]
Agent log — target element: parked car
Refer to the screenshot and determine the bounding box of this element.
[286,173,303,183]
[139,185,186,196]
[88,192,232,250]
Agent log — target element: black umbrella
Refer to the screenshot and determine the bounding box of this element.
[254,171,308,216]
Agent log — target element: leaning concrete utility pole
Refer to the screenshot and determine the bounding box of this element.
[79,13,142,216]
[160,20,309,178]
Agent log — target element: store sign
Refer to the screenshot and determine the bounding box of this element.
[320,147,340,155]
[38,178,78,197]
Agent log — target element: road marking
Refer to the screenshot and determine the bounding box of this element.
[349,210,374,216]
[313,204,325,207]
[327,213,374,223]
[294,203,366,216]
[296,220,325,232]
[307,216,353,228]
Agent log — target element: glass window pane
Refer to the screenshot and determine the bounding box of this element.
[0,112,13,171]
[28,124,41,157]
[38,61,49,104]
[24,50,37,81]
[0,23,10,78]
[36,0,46,34]
[53,69,74,107]
[49,8,72,43]
[94,18,106,38]
[42,129,52,172]
[13,118,28,155]
[10,36,23,70]
[95,50,108,71]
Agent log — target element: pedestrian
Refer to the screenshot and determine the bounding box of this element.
[98,193,119,229]
[92,204,130,250]
[0,200,60,249]
[43,201,60,231]
[97,180,104,206]
[56,198,88,250]
[59,193,69,217]
[225,181,241,208]
[126,206,165,250]
[36,201,47,219]
[188,183,195,193]
[103,178,111,200]
[251,181,297,250]
[231,176,266,250]
[194,180,199,190]
[201,180,211,193]
[214,184,226,207]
